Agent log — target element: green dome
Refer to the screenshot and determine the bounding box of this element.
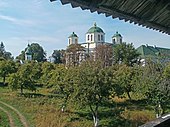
[112,31,122,38]
[25,44,32,55]
[87,23,104,33]
[68,32,78,38]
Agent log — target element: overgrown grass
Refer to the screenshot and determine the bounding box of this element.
[0,102,25,127]
[0,109,10,127]
[0,86,159,127]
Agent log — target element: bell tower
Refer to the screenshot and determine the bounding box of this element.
[112,31,122,45]
[68,32,78,46]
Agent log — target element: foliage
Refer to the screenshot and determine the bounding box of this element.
[48,65,76,111]
[114,64,141,100]
[66,44,85,67]
[0,60,17,84]
[8,61,41,94]
[122,110,155,127]
[139,61,170,115]
[16,43,46,62]
[0,42,13,60]
[30,43,46,62]
[40,62,55,86]
[94,44,113,67]
[16,51,25,61]
[51,49,65,64]
[71,60,114,126]
[113,42,140,66]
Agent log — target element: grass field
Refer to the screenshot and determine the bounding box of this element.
[0,86,157,127]
[0,109,10,127]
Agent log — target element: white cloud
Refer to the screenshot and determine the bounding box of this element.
[0,14,37,26]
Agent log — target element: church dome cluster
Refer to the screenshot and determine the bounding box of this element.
[68,23,123,46]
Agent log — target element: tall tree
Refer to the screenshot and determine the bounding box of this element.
[113,42,140,66]
[139,61,170,117]
[66,44,85,67]
[51,49,65,64]
[16,43,46,62]
[94,44,113,67]
[0,42,13,60]
[0,60,16,85]
[30,43,46,62]
[114,64,141,100]
[71,60,113,127]
[8,62,41,94]
[40,62,55,86]
[48,65,74,112]
[0,42,5,57]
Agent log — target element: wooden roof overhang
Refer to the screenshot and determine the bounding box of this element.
[50,0,170,35]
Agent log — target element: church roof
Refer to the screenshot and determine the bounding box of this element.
[112,31,122,38]
[87,23,104,33]
[137,45,170,58]
[68,32,78,38]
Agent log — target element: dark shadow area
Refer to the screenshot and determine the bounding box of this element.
[0,82,8,87]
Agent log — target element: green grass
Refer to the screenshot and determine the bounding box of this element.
[0,109,10,127]
[0,102,24,127]
[0,86,163,127]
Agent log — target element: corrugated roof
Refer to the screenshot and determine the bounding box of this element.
[50,0,170,35]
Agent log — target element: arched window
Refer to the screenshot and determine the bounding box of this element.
[98,35,100,41]
[75,39,78,44]
[91,35,93,41]
[120,38,122,43]
[87,35,90,41]
[112,39,115,44]
[101,35,103,41]
[69,39,71,45]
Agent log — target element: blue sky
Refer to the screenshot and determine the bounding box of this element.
[0,0,169,58]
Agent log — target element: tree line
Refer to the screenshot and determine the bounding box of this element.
[0,42,170,127]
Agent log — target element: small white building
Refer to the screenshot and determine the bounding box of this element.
[25,44,32,61]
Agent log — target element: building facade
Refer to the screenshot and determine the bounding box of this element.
[25,44,32,61]
[66,23,123,66]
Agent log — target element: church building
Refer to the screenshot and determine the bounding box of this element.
[25,44,32,61]
[66,23,123,66]
[68,23,123,55]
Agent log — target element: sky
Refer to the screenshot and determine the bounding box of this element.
[0,0,169,58]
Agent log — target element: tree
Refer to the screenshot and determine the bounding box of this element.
[0,42,13,60]
[16,43,46,62]
[16,51,25,61]
[48,65,74,112]
[94,44,113,67]
[113,42,140,66]
[114,64,141,100]
[8,62,41,94]
[0,42,5,57]
[0,60,16,85]
[40,62,55,87]
[140,61,170,117]
[71,60,113,127]
[30,43,46,62]
[66,44,85,67]
[51,49,65,64]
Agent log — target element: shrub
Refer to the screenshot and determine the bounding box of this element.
[122,110,155,126]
